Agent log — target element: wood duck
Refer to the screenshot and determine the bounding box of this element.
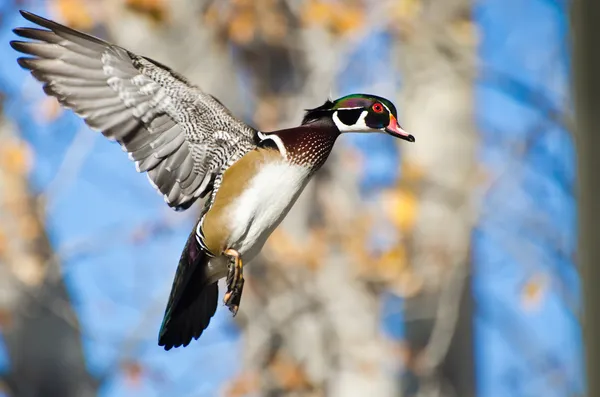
[11,10,415,350]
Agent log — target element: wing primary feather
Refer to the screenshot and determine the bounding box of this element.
[11,41,103,69]
[19,10,110,48]
[13,10,259,212]
[12,27,62,43]
[110,119,145,143]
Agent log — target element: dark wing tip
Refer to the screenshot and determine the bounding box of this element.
[12,27,48,41]
[12,27,26,36]
[9,40,30,54]
[158,315,199,351]
[16,57,34,70]
[19,10,50,26]
[158,337,175,351]
[158,328,192,351]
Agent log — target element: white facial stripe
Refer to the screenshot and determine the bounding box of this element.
[258,131,287,159]
[380,102,392,115]
[333,110,371,132]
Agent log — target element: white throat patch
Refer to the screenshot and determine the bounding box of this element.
[257,131,287,159]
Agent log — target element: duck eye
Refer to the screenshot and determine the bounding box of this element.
[372,103,384,113]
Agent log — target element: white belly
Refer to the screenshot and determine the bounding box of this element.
[225,161,311,261]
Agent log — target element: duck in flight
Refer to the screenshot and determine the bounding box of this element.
[11,10,415,350]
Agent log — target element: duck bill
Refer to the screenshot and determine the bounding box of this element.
[385,115,415,142]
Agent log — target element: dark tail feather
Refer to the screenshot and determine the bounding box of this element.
[158,232,218,350]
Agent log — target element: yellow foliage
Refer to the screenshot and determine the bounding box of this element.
[375,246,407,280]
[354,243,423,297]
[450,19,479,47]
[331,6,364,35]
[0,139,33,176]
[228,11,256,45]
[52,0,95,30]
[400,159,425,182]
[301,0,363,35]
[301,0,334,27]
[395,0,421,21]
[381,188,418,232]
[126,0,168,22]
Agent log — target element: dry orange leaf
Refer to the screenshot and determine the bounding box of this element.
[391,268,423,298]
[228,10,256,45]
[122,361,144,387]
[225,371,259,397]
[126,0,168,22]
[331,7,364,35]
[521,273,548,311]
[53,0,95,30]
[38,96,63,123]
[382,188,418,232]
[301,0,333,27]
[400,160,425,182]
[0,308,13,329]
[19,214,41,241]
[0,140,33,176]
[270,354,311,391]
[375,246,407,282]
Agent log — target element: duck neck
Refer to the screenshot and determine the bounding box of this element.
[262,118,341,172]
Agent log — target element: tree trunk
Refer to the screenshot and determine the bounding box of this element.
[396,0,478,395]
[571,0,600,396]
[0,114,97,397]
[224,4,398,395]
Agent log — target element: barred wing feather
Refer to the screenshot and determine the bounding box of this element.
[11,10,257,210]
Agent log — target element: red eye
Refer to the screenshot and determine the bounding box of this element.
[372,103,384,113]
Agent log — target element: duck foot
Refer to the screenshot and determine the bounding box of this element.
[223,248,244,316]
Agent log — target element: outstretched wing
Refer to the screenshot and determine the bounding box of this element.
[11,10,257,211]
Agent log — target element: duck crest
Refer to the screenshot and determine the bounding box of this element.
[301,99,335,124]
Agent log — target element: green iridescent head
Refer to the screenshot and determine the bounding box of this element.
[302,94,414,142]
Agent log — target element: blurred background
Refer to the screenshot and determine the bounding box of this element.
[0,0,581,396]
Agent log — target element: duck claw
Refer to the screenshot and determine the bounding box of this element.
[223,248,244,316]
